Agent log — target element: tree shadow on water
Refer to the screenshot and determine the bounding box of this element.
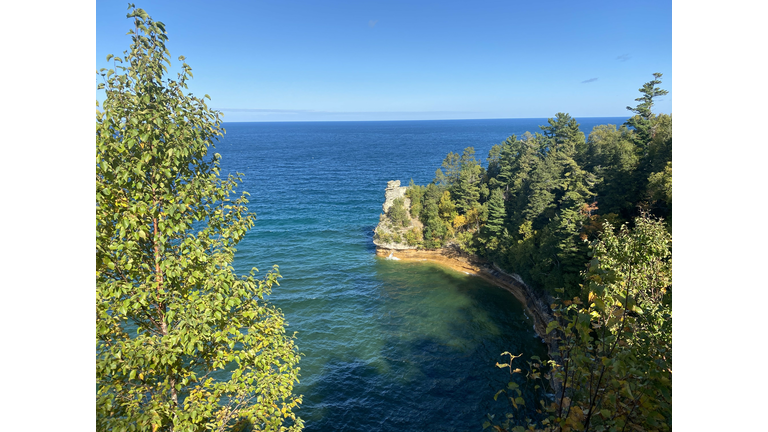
[296,328,544,432]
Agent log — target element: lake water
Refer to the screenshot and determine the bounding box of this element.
[216,118,625,431]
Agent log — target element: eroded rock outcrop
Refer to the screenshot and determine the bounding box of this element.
[382,180,408,213]
[373,180,420,250]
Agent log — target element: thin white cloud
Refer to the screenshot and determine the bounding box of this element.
[219,108,313,113]
[218,108,480,115]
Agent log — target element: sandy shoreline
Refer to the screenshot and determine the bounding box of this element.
[376,247,483,275]
[375,245,562,393]
[374,246,555,342]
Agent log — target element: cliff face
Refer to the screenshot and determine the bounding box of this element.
[381,180,408,213]
[372,180,420,250]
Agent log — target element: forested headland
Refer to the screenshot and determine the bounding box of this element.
[375,74,672,431]
[375,73,671,300]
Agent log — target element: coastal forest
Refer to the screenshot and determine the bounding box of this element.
[375,75,672,431]
[376,73,671,300]
[97,5,671,432]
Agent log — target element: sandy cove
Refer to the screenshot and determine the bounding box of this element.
[375,246,560,371]
[375,245,562,393]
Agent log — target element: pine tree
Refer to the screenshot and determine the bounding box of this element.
[483,188,506,238]
[539,112,585,153]
[625,72,669,146]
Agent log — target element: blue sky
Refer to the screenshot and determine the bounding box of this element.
[97,0,671,121]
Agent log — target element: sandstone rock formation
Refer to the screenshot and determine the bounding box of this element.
[373,180,419,250]
[382,180,408,213]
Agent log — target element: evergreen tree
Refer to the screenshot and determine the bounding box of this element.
[522,151,559,226]
[96,7,302,431]
[539,112,585,154]
[482,188,506,242]
[493,136,519,193]
[485,143,503,183]
[387,197,410,227]
[577,123,642,222]
[434,151,461,188]
[405,180,424,219]
[419,184,448,248]
[455,163,483,214]
[625,72,669,146]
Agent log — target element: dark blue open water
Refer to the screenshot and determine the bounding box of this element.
[216,118,625,431]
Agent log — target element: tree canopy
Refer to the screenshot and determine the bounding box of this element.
[96,6,303,431]
[403,73,671,299]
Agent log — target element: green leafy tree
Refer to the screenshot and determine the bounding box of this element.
[491,136,519,193]
[647,162,672,205]
[647,161,672,223]
[96,7,303,431]
[500,133,545,231]
[492,215,672,432]
[438,190,457,222]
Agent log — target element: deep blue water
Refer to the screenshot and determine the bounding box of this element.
[215,118,626,431]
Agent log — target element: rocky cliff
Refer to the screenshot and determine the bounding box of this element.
[372,180,421,250]
[381,180,408,213]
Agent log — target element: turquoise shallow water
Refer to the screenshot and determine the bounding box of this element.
[216,118,624,431]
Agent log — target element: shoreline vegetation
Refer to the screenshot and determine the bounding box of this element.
[371,73,671,431]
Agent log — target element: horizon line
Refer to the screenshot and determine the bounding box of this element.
[217,115,635,124]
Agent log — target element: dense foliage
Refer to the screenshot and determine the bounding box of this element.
[404,74,672,300]
[96,6,303,431]
[399,75,672,431]
[491,214,672,432]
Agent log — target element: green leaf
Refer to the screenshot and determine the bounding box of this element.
[545,320,559,334]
